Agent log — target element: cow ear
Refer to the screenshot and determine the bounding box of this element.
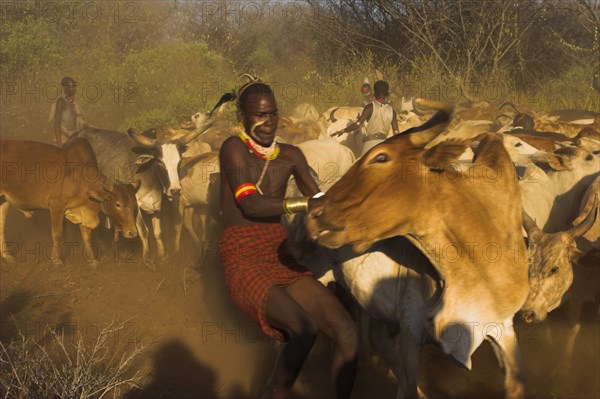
[569,247,585,265]
[530,154,567,171]
[547,155,567,170]
[131,180,142,192]
[87,190,108,202]
[422,139,468,170]
[177,141,189,154]
[134,154,155,165]
[134,154,155,174]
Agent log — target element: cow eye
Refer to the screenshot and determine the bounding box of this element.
[549,266,559,275]
[370,153,389,164]
[515,142,522,147]
[115,202,122,209]
[593,150,600,155]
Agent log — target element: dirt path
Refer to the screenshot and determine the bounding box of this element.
[1,210,598,398]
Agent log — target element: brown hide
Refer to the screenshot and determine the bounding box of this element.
[0,138,138,264]
[307,107,529,383]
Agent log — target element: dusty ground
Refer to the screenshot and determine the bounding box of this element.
[1,207,598,398]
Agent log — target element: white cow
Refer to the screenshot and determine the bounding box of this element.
[326,119,365,158]
[517,149,599,384]
[519,146,600,232]
[174,151,220,253]
[321,106,363,124]
[296,139,356,183]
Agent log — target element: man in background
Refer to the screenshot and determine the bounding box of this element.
[331,80,400,156]
[49,76,88,145]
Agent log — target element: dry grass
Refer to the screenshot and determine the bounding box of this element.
[0,320,145,399]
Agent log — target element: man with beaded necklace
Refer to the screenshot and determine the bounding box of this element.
[218,77,358,399]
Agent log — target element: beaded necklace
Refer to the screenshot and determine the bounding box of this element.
[238,124,280,194]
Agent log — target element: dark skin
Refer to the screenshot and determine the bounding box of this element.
[330,95,400,137]
[219,92,358,399]
[54,83,77,145]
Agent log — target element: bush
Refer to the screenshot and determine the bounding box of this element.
[0,321,145,399]
[0,17,63,80]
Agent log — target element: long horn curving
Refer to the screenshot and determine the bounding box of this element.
[128,128,157,148]
[522,209,543,241]
[495,114,514,123]
[499,101,521,115]
[178,118,214,144]
[209,92,236,116]
[565,194,598,241]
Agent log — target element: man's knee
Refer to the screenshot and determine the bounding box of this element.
[286,316,319,345]
[331,319,359,354]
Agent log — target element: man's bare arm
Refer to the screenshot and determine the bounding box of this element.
[219,138,286,218]
[330,104,373,137]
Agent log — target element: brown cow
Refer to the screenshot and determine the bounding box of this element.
[305,106,529,398]
[1,138,139,267]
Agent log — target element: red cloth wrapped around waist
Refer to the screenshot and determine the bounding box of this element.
[219,223,311,341]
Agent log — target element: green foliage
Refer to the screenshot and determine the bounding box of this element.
[0,0,597,142]
[112,40,237,130]
[0,17,63,79]
[529,64,600,111]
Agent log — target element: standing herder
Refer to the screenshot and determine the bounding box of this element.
[331,80,400,156]
[218,78,358,399]
[49,76,88,145]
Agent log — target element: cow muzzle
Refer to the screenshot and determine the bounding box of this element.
[306,203,344,241]
[123,229,138,239]
[519,309,547,324]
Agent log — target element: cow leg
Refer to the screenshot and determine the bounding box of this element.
[551,298,582,381]
[79,225,99,268]
[49,208,65,266]
[0,200,17,263]
[183,207,204,247]
[173,197,185,253]
[136,211,154,269]
[487,318,527,399]
[150,214,166,261]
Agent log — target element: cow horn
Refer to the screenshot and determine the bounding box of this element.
[522,209,542,241]
[128,128,156,148]
[564,194,598,241]
[178,117,214,144]
[494,114,513,123]
[209,91,236,116]
[499,101,521,115]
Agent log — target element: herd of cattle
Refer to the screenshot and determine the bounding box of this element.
[1,94,599,398]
